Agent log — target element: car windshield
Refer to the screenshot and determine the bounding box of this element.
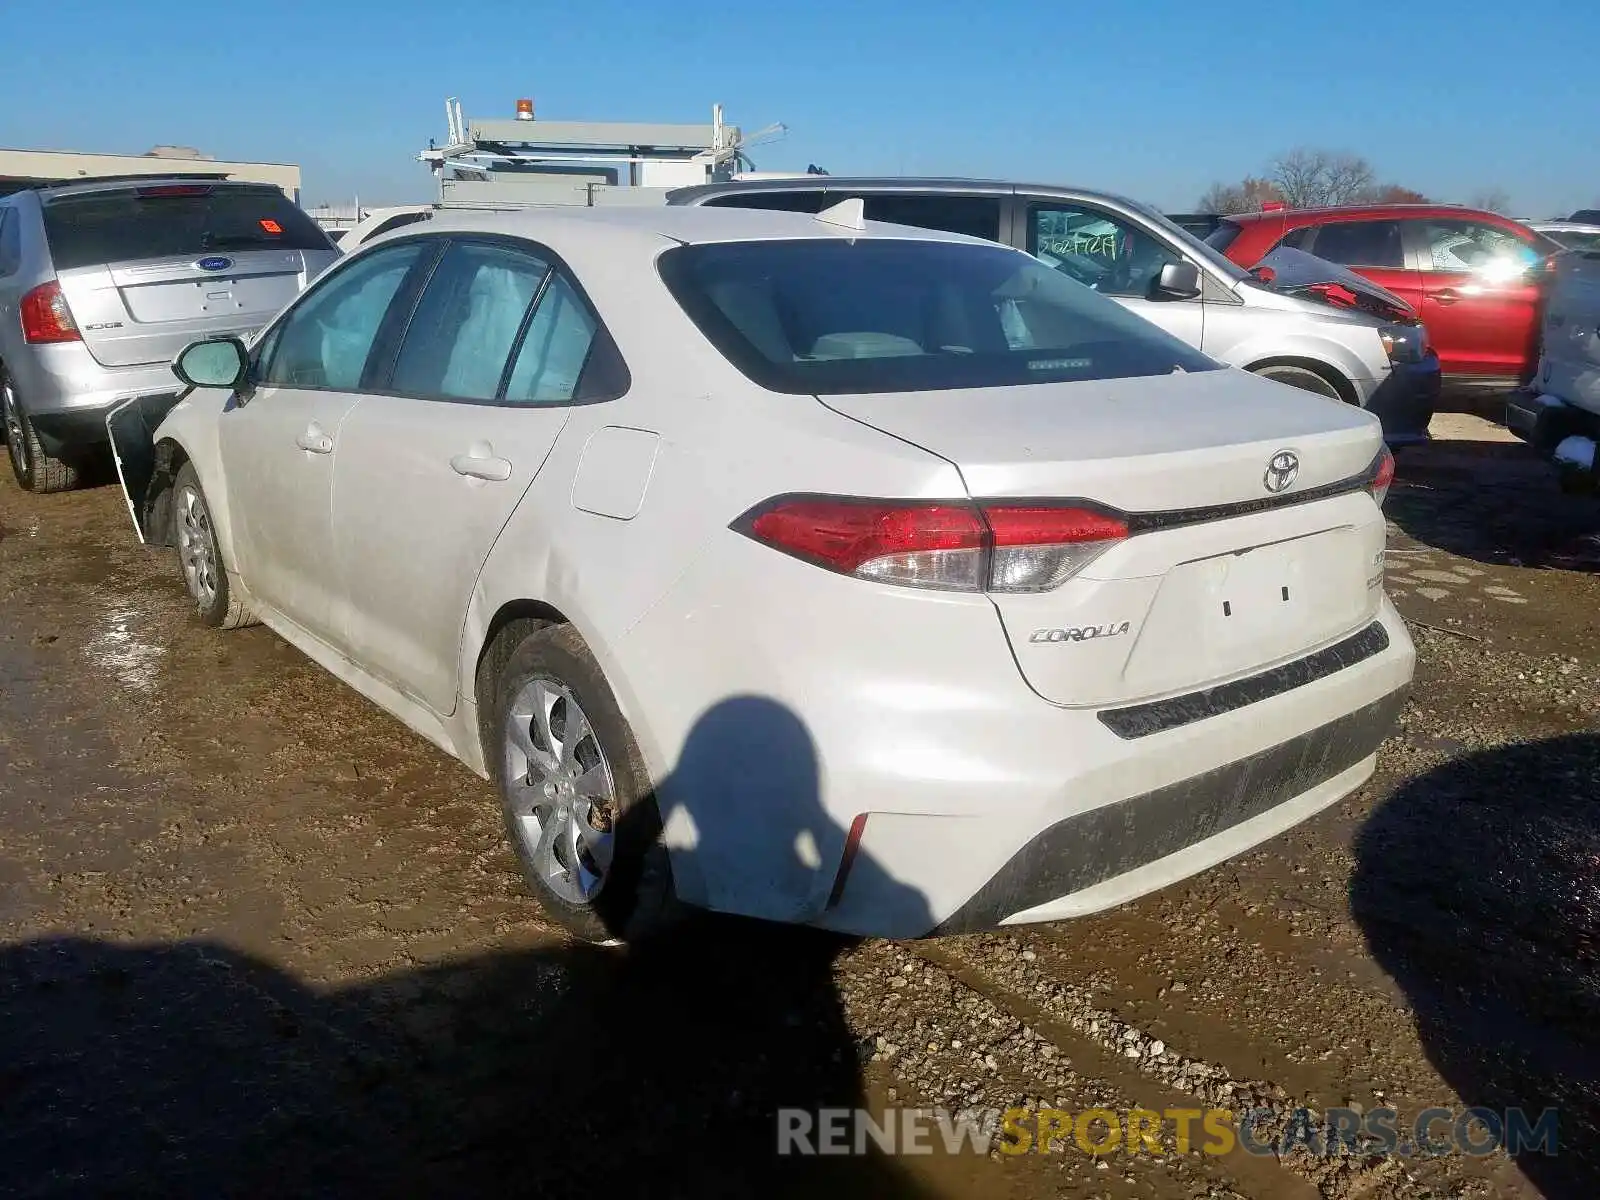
[42,184,331,270]
[658,237,1221,396]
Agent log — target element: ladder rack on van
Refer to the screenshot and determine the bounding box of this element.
[417,96,789,209]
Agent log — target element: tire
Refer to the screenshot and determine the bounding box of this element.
[489,622,675,944]
[172,463,255,629]
[1250,362,1347,403]
[2,369,81,494]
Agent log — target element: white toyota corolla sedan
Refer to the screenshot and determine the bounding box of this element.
[112,203,1415,943]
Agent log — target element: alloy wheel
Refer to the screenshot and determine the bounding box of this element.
[176,484,219,612]
[503,677,618,905]
[2,379,28,477]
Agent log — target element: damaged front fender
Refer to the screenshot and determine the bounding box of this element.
[106,391,187,545]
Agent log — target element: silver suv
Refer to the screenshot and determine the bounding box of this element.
[668,178,1440,446]
[0,174,336,492]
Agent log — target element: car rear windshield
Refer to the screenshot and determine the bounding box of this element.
[42,183,331,270]
[1202,220,1243,254]
[657,238,1220,395]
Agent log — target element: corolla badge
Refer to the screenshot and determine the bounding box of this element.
[1263,450,1300,493]
[195,256,233,272]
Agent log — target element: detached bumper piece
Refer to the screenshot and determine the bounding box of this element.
[936,688,1408,933]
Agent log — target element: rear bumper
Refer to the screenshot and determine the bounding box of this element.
[1366,354,1440,447]
[7,342,182,451]
[930,686,1405,933]
[1507,387,1600,484]
[809,601,1414,938]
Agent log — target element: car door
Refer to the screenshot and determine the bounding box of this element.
[329,237,620,714]
[1405,217,1543,380]
[1022,199,1204,348]
[1297,219,1424,319]
[219,239,431,640]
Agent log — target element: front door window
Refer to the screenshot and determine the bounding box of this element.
[1028,204,1183,299]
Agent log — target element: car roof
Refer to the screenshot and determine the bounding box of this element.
[670,175,1148,209]
[413,202,997,251]
[1221,203,1512,225]
[17,173,257,200]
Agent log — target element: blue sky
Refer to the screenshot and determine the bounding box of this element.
[3,0,1595,217]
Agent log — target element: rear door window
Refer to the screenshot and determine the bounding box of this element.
[704,191,828,213]
[389,241,551,402]
[703,191,1004,242]
[859,195,1002,242]
[1302,220,1405,269]
[41,183,332,270]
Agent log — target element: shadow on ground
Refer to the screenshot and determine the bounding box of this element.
[0,696,937,1199]
[1352,734,1600,1198]
[1388,440,1600,572]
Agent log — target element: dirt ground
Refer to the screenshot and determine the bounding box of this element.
[2,415,1598,1200]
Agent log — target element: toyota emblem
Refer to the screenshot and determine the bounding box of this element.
[1264,450,1300,493]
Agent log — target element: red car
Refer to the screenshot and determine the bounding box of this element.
[1207,205,1565,390]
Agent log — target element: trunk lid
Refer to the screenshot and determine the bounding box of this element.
[58,250,318,368]
[821,368,1388,707]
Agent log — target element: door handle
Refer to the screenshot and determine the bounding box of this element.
[1433,289,1462,305]
[450,447,513,481]
[295,424,334,454]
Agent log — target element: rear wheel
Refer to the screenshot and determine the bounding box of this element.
[172,462,255,628]
[490,623,675,944]
[1250,362,1347,403]
[2,370,80,494]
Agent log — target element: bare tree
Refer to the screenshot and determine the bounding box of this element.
[1366,184,1429,204]
[1197,176,1284,214]
[1469,187,1512,214]
[1269,148,1376,208]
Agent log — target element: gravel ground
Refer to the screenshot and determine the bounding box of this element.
[1,419,1597,1199]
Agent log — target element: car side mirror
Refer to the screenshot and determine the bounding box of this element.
[172,337,249,391]
[1151,261,1203,301]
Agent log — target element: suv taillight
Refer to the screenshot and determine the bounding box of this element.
[736,497,1128,593]
[1369,448,1396,506]
[20,281,81,344]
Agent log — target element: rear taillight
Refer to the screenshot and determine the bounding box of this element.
[738,497,1128,593]
[1369,448,1395,506]
[19,281,80,344]
[984,505,1129,591]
